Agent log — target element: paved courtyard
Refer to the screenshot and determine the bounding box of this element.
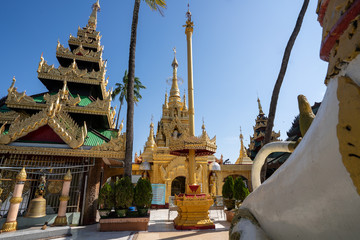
[55,209,230,240]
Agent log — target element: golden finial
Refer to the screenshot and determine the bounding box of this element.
[71,59,77,69]
[257,97,264,115]
[150,115,154,128]
[16,167,27,182]
[186,3,192,22]
[183,90,187,110]
[172,47,178,68]
[8,76,16,93]
[146,117,155,148]
[184,3,194,33]
[88,0,101,30]
[202,117,206,132]
[240,126,243,140]
[119,119,124,133]
[64,170,72,181]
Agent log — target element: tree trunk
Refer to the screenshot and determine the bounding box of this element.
[115,103,122,129]
[124,0,140,178]
[262,0,309,180]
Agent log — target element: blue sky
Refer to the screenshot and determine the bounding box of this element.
[0,0,328,163]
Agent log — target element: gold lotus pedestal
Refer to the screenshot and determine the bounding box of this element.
[173,185,215,230]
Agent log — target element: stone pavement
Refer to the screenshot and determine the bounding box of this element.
[0,209,229,240]
[58,209,229,240]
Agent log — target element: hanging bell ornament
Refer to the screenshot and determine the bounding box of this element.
[25,176,46,218]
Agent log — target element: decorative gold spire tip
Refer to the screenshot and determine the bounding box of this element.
[172,47,178,67]
[64,169,72,181]
[16,167,27,181]
[257,97,264,115]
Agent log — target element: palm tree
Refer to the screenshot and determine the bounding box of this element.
[112,70,145,129]
[124,0,166,177]
[263,0,309,181]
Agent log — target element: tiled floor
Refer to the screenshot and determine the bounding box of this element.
[53,209,230,240]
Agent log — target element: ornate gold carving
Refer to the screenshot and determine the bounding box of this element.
[59,195,70,202]
[47,181,62,194]
[64,169,72,181]
[16,167,27,181]
[68,34,100,50]
[37,58,106,84]
[1,221,17,232]
[91,133,126,152]
[6,77,37,107]
[0,111,21,124]
[84,95,111,112]
[10,197,23,204]
[169,130,217,156]
[0,98,87,149]
[56,42,102,63]
[0,144,124,159]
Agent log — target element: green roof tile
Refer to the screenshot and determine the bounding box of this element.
[79,96,92,107]
[32,95,45,103]
[84,129,118,146]
[84,131,105,146]
[0,105,10,113]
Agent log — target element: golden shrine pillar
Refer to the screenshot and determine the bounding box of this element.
[53,170,72,226]
[1,168,27,232]
[169,7,217,230]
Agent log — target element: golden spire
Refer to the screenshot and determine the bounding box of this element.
[183,90,188,111]
[236,127,249,164]
[169,48,181,105]
[164,91,168,108]
[146,117,156,149]
[87,0,100,30]
[257,97,264,115]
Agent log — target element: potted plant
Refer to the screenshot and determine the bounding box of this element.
[134,178,152,217]
[115,176,134,217]
[234,177,250,208]
[222,176,235,210]
[98,182,115,218]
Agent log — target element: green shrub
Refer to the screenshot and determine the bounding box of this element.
[115,176,134,209]
[99,182,115,210]
[222,176,234,199]
[134,178,153,209]
[234,177,250,202]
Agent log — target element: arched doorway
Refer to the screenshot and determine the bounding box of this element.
[171,176,186,196]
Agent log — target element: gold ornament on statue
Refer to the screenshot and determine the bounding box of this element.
[25,175,46,218]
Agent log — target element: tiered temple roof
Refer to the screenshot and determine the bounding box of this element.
[0,0,124,160]
[247,98,280,159]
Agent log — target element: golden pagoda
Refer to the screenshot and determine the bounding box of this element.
[235,127,253,165]
[0,0,125,227]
